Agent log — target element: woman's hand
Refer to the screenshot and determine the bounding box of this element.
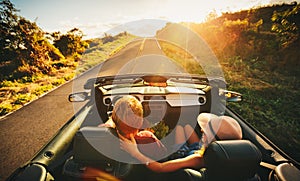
[119,133,140,157]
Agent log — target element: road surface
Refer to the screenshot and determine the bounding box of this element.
[0,37,185,180]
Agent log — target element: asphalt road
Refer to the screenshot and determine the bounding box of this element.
[0,37,185,180]
[0,63,91,180]
[97,37,184,77]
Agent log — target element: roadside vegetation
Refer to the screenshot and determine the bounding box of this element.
[159,2,300,161]
[158,41,205,75]
[76,32,136,74]
[0,0,136,117]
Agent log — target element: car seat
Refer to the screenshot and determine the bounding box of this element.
[202,140,262,181]
[63,126,133,180]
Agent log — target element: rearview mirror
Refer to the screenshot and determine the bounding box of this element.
[68,92,89,102]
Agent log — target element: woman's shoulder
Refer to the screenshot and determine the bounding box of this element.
[135,130,158,143]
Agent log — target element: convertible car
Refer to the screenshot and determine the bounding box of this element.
[6,72,300,181]
[5,21,300,179]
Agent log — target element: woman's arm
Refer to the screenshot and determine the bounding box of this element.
[120,134,204,173]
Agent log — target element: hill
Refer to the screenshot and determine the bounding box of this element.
[191,3,300,73]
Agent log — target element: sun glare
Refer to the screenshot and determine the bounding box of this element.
[99,0,275,38]
[161,0,273,23]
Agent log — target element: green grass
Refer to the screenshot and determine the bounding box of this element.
[0,74,68,116]
[159,41,205,75]
[160,42,300,161]
[224,56,300,158]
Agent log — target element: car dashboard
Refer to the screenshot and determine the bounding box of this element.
[92,74,220,128]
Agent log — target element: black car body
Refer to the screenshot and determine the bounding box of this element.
[6,72,300,181]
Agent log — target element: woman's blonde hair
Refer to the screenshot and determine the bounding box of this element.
[112,95,143,136]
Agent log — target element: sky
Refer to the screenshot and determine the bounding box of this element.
[10,0,299,39]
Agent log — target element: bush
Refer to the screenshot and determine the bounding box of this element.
[0,102,14,116]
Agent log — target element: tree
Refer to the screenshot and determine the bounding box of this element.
[205,9,219,22]
[0,0,20,63]
[16,17,64,75]
[0,0,65,79]
[53,28,88,59]
[271,4,300,45]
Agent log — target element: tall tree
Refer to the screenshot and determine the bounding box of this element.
[0,0,65,79]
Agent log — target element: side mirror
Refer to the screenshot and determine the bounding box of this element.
[220,90,242,102]
[68,92,89,102]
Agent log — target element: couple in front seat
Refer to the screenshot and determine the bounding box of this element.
[101,95,242,174]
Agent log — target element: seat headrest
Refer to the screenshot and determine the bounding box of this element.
[204,140,262,181]
[73,126,121,165]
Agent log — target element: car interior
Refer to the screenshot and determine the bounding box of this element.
[62,126,264,181]
[63,74,300,181]
[57,75,298,181]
